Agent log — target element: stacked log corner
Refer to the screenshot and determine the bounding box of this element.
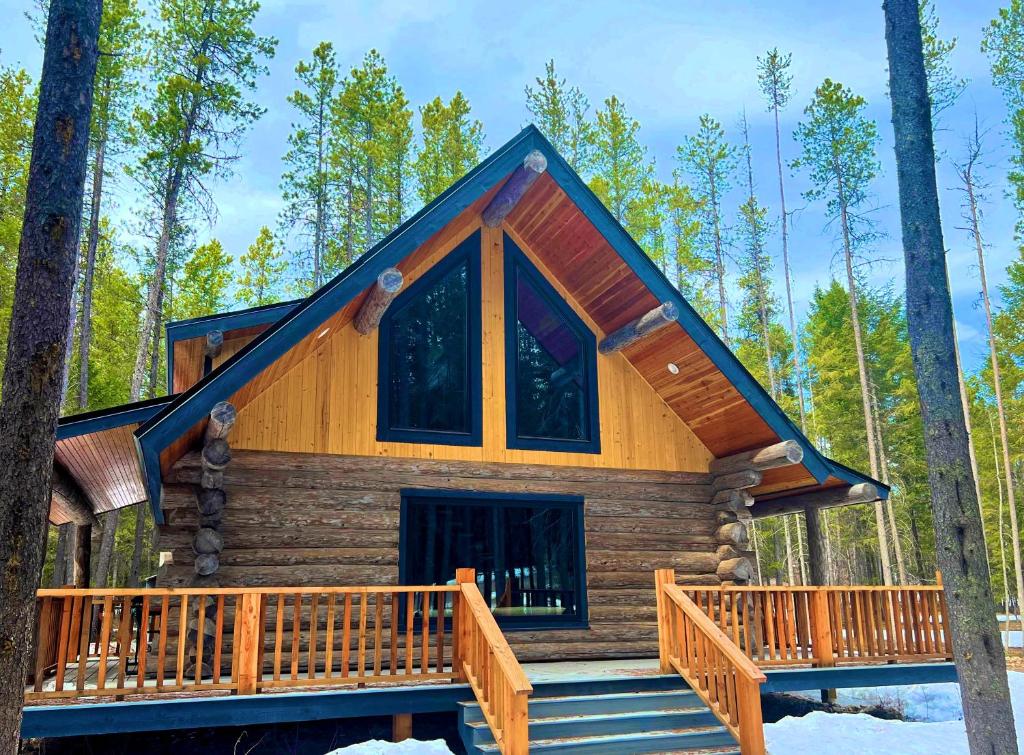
[706,441,804,586]
[185,400,235,678]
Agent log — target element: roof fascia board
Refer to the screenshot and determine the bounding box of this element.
[536,130,832,484]
[137,127,537,518]
[164,300,303,394]
[57,396,176,440]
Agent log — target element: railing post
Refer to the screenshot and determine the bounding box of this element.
[736,678,767,755]
[654,568,675,673]
[810,588,836,704]
[454,568,475,682]
[235,592,263,695]
[506,690,530,755]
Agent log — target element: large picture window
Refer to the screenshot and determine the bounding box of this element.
[399,490,588,629]
[504,235,600,453]
[377,232,482,445]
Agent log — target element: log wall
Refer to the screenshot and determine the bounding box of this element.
[158,450,721,661]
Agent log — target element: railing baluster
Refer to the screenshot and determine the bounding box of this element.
[324,594,336,679]
[390,592,399,676]
[175,595,188,688]
[308,593,320,680]
[97,596,113,691]
[357,591,368,679]
[54,596,73,692]
[341,593,352,678]
[290,593,301,680]
[373,592,384,677]
[212,595,224,684]
[195,596,207,686]
[137,595,150,689]
[405,592,414,676]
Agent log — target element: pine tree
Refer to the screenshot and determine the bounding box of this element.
[918,0,966,122]
[664,178,713,317]
[238,226,287,307]
[524,59,593,174]
[794,79,894,584]
[0,0,101,741]
[77,0,144,411]
[128,0,276,401]
[983,1,1024,232]
[677,115,735,344]
[589,95,656,244]
[956,125,1024,625]
[281,42,339,292]
[174,239,235,321]
[413,92,484,204]
[0,63,36,389]
[885,3,1017,746]
[331,50,413,268]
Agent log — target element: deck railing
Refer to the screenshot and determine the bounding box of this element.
[655,569,767,755]
[27,583,471,701]
[454,568,533,755]
[685,585,952,667]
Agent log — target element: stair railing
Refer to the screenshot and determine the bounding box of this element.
[453,568,533,755]
[655,569,767,755]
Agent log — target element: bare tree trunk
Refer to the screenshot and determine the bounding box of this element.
[710,169,728,346]
[77,128,106,409]
[146,283,164,398]
[129,504,146,586]
[837,172,891,585]
[0,1,101,746]
[871,382,907,584]
[782,515,796,585]
[961,132,1024,629]
[992,411,1015,651]
[93,510,119,588]
[51,524,69,587]
[884,4,1018,750]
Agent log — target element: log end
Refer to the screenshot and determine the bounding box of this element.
[524,149,548,174]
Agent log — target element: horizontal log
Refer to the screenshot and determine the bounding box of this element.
[201,438,231,471]
[354,268,404,335]
[717,556,754,582]
[204,330,224,359]
[708,440,804,475]
[753,482,881,518]
[711,469,762,494]
[709,488,754,508]
[192,527,224,555]
[481,149,547,227]
[205,401,236,444]
[715,522,749,546]
[171,450,713,487]
[598,302,678,354]
[159,527,399,551]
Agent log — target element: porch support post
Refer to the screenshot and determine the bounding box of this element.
[654,568,675,673]
[804,507,830,586]
[72,523,91,588]
[392,713,412,742]
[453,568,475,682]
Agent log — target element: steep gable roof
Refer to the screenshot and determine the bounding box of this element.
[135,125,883,523]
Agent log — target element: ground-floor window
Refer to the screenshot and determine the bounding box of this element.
[399,490,587,629]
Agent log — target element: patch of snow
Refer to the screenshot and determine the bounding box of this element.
[325,739,454,754]
[766,671,1024,753]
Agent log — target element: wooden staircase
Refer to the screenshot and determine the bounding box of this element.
[458,676,740,754]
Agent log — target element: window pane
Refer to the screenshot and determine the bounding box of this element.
[386,261,469,433]
[403,498,582,624]
[515,271,587,441]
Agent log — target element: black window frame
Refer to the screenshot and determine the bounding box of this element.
[503,234,601,454]
[376,231,483,446]
[398,488,589,632]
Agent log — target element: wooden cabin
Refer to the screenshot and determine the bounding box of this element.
[34,127,946,755]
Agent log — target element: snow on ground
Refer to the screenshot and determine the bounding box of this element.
[765,671,1024,754]
[325,739,454,754]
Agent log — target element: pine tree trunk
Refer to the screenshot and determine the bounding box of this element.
[0,1,101,746]
[129,504,146,586]
[77,128,106,409]
[709,171,728,345]
[93,509,119,588]
[884,4,1018,749]
[965,147,1024,628]
[872,382,907,584]
[993,411,1015,650]
[146,285,163,398]
[837,171,892,585]
[51,524,69,587]
[782,515,796,585]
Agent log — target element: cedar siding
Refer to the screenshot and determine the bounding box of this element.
[159,450,720,661]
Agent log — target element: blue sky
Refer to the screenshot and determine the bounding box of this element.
[0,0,1017,374]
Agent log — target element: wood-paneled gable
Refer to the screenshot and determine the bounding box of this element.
[506,174,784,461]
[227,216,712,473]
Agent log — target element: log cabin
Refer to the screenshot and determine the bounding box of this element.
[32,127,955,755]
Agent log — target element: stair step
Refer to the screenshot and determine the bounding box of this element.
[474,725,737,754]
[459,690,703,724]
[467,708,720,746]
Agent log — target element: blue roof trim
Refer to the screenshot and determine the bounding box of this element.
[57,396,176,440]
[136,126,539,520]
[534,128,833,484]
[164,299,302,394]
